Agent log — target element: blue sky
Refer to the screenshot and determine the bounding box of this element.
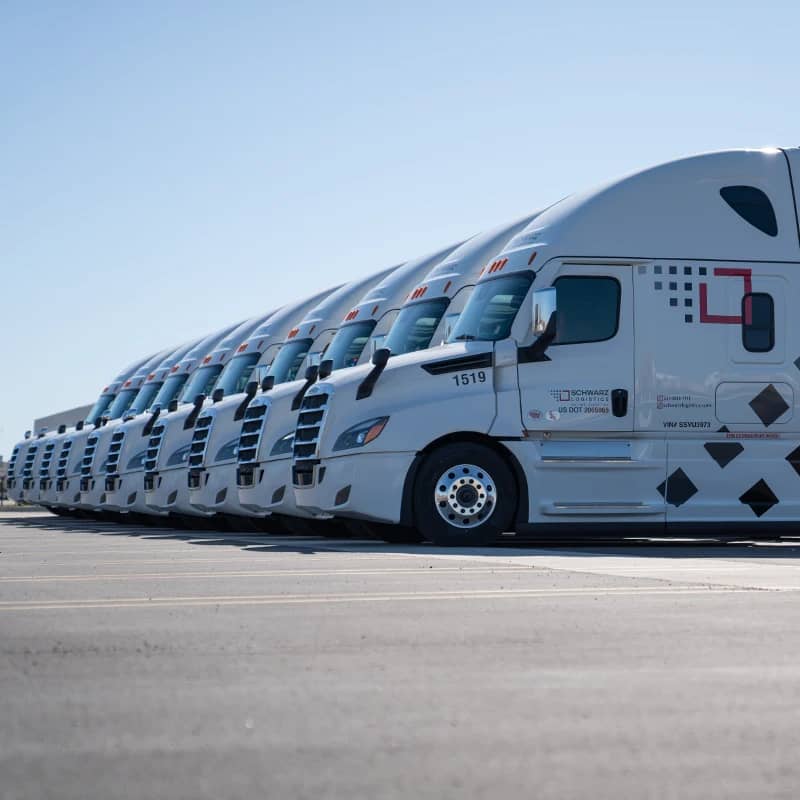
[2,0,799,457]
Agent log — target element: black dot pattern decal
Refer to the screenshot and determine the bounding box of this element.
[704,442,744,468]
[739,479,779,518]
[657,468,698,507]
[653,263,695,323]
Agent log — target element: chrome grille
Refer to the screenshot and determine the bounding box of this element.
[188,413,214,470]
[39,441,57,479]
[55,440,74,479]
[144,422,167,475]
[104,430,126,475]
[80,435,100,477]
[236,400,270,466]
[293,391,330,462]
[8,446,19,479]
[21,444,39,488]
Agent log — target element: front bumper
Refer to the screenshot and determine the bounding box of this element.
[188,462,258,517]
[235,457,311,517]
[55,478,85,509]
[79,475,109,511]
[104,470,166,516]
[144,469,210,516]
[291,451,415,524]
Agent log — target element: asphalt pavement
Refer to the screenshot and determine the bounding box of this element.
[2,512,800,799]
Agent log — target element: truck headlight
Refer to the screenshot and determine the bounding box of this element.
[333,417,389,452]
[270,431,295,456]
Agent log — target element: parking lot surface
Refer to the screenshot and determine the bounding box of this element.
[2,512,800,799]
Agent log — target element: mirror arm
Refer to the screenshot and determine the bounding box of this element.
[142,407,160,437]
[183,395,206,430]
[517,312,557,364]
[291,365,319,411]
[234,382,259,422]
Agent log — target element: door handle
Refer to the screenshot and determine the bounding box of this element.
[611,389,628,418]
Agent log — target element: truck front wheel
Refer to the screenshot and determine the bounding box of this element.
[413,443,517,546]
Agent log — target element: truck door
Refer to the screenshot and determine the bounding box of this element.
[518,262,666,526]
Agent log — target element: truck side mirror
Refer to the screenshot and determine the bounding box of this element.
[372,347,390,368]
[58,424,67,434]
[212,388,224,403]
[533,287,557,336]
[291,365,319,411]
[168,399,179,413]
[260,376,275,392]
[318,359,333,380]
[76,421,84,431]
[245,381,258,397]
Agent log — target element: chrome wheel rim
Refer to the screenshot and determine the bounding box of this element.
[434,463,496,529]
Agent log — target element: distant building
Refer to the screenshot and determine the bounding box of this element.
[33,404,93,436]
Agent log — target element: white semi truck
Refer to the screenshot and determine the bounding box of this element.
[128,314,284,520]
[49,325,240,516]
[96,323,250,520]
[76,342,200,513]
[189,244,460,522]
[171,269,394,529]
[170,286,341,522]
[142,274,394,525]
[292,148,800,544]
[7,352,156,509]
[29,346,182,511]
[238,217,541,528]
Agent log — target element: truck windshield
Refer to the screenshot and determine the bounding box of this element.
[448,273,533,343]
[106,388,139,420]
[85,394,114,426]
[214,352,261,396]
[384,298,450,355]
[325,320,377,370]
[149,373,188,411]
[180,365,224,404]
[267,338,313,384]
[129,382,161,415]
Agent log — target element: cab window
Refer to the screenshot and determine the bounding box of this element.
[553,276,620,345]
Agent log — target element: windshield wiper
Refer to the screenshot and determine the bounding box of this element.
[453,333,476,341]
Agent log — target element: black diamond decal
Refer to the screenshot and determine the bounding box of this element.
[657,468,698,507]
[786,445,800,477]
[718,425,729,433]
[739,479,778,518]
[704,442,744,468]
[749,384,789,427]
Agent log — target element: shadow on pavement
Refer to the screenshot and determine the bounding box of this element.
[4,510,800,560]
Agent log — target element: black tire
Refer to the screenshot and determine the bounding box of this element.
[413,442,518,546]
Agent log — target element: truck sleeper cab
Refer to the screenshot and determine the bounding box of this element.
[289,213,543,531]
[140,313,285,518]
[214,243,463,524]
[97,323,245,518]
[179,287,344,522]
[292,148,800,545]
[11,352,156,510]
[225,267,407,526]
